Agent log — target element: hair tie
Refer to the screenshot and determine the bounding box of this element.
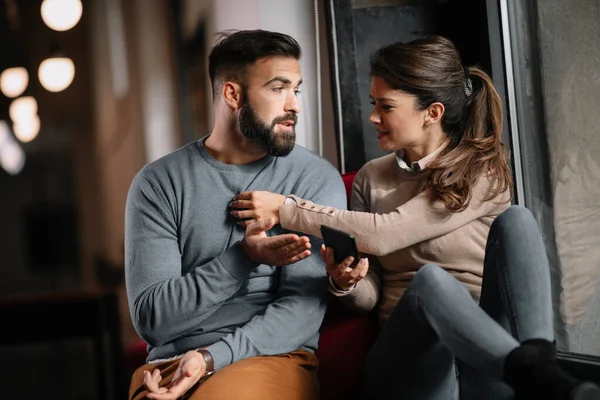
[463,65,473,98]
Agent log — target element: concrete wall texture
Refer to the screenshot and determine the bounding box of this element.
[536,0,600,356]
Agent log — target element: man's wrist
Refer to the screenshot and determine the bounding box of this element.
[197,349,215,376]
[239,239,259,265]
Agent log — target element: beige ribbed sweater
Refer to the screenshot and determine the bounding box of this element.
[280,152,511,324]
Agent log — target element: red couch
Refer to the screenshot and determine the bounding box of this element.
[315,172,378,399]
[124,171,378,399]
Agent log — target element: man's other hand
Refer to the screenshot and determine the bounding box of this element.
[144,350,206,400]
[241,219,311,267]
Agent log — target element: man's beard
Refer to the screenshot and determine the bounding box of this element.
[237,94,297,157]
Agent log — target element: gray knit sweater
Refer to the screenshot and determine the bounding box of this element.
[125,138,346,371]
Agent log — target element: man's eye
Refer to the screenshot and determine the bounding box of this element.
[294,90,301,96]
[272,87,284,92]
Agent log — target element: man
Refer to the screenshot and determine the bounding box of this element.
[125,30,346,400]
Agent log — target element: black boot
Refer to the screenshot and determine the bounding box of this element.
[503,339,600,400]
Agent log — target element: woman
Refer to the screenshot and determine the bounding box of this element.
[229,36,600,400]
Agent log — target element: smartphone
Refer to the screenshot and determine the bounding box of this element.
[320,225,359,268]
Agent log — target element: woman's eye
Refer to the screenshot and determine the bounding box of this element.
[370,101,392,111]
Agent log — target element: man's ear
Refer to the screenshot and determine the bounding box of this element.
[222,82,244,110]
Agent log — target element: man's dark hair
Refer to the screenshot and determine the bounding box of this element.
[208,30,301,99]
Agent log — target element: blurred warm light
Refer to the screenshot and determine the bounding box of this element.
[0,136,25,175]
[0,121,10,146]
[9,96,38,122]
[0,67,29,98]
[41,0,83,32]
[38,57,75,92]
[13,115,41,143]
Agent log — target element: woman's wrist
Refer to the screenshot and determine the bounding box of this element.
[284,195,297,205]
[328,275,356,293]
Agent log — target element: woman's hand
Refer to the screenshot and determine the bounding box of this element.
[321,244,369,291]
[229,191,287,226]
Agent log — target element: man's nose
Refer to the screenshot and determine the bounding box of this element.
[285,91,301,114]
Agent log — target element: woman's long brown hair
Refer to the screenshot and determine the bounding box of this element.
[370,36,513,212]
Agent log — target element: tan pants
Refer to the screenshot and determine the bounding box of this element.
[129,350,319,400]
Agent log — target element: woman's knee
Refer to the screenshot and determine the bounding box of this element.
[413,264,454,290]
[490,205,539,239]
[411,264,472,302]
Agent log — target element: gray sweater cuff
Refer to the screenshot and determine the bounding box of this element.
[218,242,259,280]
[205,341,234,371]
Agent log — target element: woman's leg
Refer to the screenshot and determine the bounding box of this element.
[482,205,554,341]
[365,206,600,400]
[365,263,519,400]
[459,205,553,399]
[460,205,600,400]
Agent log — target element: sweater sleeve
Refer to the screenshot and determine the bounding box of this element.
[279,172,511,257]
[205,165,348,371]
[125,173,259,347]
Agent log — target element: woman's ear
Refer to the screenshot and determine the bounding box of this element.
[426,102,445,125]
[222,82,244,110]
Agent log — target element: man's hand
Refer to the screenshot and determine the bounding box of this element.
[144,350,206,400]
[229,191,287,227]
[241,218,312,267]
[322,244,369,290]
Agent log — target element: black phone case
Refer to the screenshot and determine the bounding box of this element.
[320,225,359,267]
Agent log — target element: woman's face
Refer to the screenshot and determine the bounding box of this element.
[369,76,428,152]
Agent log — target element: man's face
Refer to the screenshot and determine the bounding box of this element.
[237,56,302,157]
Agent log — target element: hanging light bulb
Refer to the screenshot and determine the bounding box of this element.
[13,115,41,143]
[9,96,38,122]
[0,67,29,98]
[0,137,26,175]
[40,0,83,32]
[38,57,75,92]
[0,120,27,175]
